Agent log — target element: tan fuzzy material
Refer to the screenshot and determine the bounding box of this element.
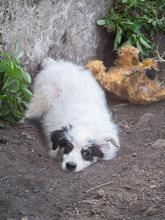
[86,46,165,105]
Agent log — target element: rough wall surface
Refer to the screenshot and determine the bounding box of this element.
[0,0,112,75]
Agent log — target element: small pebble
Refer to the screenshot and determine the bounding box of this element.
[152,139,165,148]
[132,153,137,157]
[33,187,41,193]
[136,113,154,128]
[21,217,28,220]
[144,206,157,216]
[124,185,132,190]
[97,189,105,198]
[150,185,156,189]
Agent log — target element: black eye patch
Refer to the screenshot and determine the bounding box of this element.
[90,146,104,158]
[81,149,93,161]
[81,145,104,161]
[63,142,73,154]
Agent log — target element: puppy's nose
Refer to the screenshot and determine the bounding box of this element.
[66,162,77,171]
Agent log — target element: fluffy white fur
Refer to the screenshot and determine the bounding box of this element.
[25,58,120,172]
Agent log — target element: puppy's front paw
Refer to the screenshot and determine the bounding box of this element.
[49,149,59,158]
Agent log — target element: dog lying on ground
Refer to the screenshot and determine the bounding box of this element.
[86,46,165,105]
[24,58,119,172]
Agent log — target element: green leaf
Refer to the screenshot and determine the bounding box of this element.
[3,52,11,60]
[132,22,142,32]
[131,34,137,42]
[108,13,119,21]
[11,66,17,78]
[21,101,28,108]
[11,83,19,93]
[17,51,24,59]
[2,79,13,90]
[3,69,9,82]
[8,98,15,108]
[139,36,151,49]
[22,71,31,83]
[0,62,7,73]
[1,109,10,117]
[117,38,133,51]
[8,116,17,125]
[136,40,144,54]
[22,87,33,97]
[114,26,122,49]
[97,20,106,26]
[14,42,18,55]
[14,56,20,65]
[106,19,116,30]
[13,109,23,118]
[0,121,5,128]
[17,104,24,112]
[5,63,12,78]
[17,96,22,104]
[16,91,22,96]
[123,21,134,25]
[9,61,14,70]
[0,95,7,99]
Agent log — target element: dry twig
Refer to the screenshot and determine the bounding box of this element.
[86,181,114,193]
[113,103,129,107]
[154,44,165,63]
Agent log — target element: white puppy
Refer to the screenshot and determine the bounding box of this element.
[25,58,120,172]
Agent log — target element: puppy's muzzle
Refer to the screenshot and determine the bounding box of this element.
[66,162,77,171]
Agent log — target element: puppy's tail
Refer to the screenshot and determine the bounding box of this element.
[86,60,106,77]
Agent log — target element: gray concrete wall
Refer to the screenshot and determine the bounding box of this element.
[0,0,112,75]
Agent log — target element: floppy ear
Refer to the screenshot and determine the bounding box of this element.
[51,125,73,150]
[99,137,120,160]
[51,129,67,150]
[106,138,120,148]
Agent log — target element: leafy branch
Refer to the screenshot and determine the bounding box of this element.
[97,0,165,59]
[0,43,32,128]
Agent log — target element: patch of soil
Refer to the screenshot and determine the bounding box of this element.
[1,100,165,220]
[0,63,165,220]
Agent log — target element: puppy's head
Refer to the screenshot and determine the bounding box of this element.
[51,125,119,172]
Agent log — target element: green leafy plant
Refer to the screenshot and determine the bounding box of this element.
[97,0,165,59]
[0,43,32,128]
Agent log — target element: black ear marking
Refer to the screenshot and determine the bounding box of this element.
[51,125,72,150]
[51,130,65,150]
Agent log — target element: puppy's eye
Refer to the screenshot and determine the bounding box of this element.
[83,151,91,156]
[82,150,93,161]
[64,143,73,154]
[66,144,73,151]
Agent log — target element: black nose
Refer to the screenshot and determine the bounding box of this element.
[66,162,77,171]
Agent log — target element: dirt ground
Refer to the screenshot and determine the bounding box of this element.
[0,63,165,220]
